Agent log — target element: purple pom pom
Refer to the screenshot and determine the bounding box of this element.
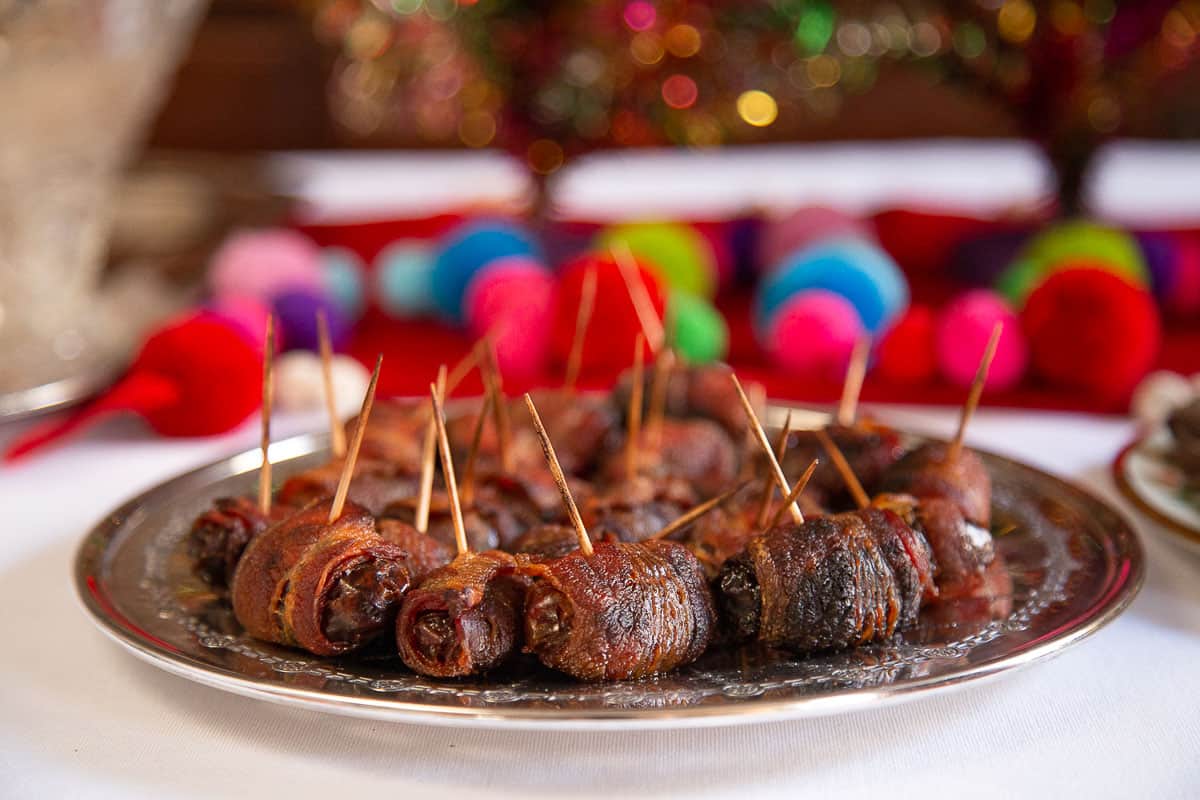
[273,289,350,352]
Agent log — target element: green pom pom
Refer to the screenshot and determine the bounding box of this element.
[998,220,1148,305]
[597,222,717,298]
[670,291,728,364]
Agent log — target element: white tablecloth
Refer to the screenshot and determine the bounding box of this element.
[1,407,1198,799]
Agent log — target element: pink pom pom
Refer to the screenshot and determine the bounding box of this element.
[208,229,323,301]
[936,290,1026,390]
[463,256,554,376]
[765,289,864,380]
[758,206,871,274]
[205,295,278,352]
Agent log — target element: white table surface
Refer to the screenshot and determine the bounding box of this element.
[2,406,1198,800]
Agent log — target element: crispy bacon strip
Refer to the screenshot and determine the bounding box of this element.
[522,541,716,681]
[187,496,288,586]
[716,508,934,653]
[396,550,523,677]
[231,498,411,656]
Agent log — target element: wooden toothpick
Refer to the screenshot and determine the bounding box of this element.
[814,428,870,510]
[769,458,819,528]
[444,337,485,398]
[481,341,513,474]
[836,335,871,428]
[563,265,598,395]
[755,409,793,528]
[430,382,469,556]
[949,322,1002,461]
[328,354,382,523]
[316,310,347,460]
[647,347,676,448]
[258,316,275,515]
[731,373,803,523]
[459,389,493,508]
[524,394,593,557]
[624,332,646,483]
[414,365,447,534]
[611,242,665,353]
[650,482,747,541]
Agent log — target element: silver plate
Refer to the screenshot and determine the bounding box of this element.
[75,425,1144,730]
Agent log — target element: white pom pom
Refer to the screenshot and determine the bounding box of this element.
[273,351,326,411]
[329,355,371,417]
[1130,370,1194,426]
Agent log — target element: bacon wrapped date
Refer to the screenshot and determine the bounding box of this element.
[879,441,991,527]
[599,417,739,498]
[781,422,905,509]
[613,362,762,441]
[511,523,619,560]
[716,508,934,653]
[187,496,290,586]
[231,498,411,656]
[277,458,417,516]
[396,550,524,677]
[376,519,455,583]
[583,474,697,543]
[873,492,994,597]
[522,541,716,681]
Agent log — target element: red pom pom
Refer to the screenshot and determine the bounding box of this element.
[137,314,263,435]
[873,208,996,275]
[549,252,665,372]
[1022,268,1160,402]
[877,305,937,384]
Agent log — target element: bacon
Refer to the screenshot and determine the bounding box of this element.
[716,508,934,653]
[376,519,455,584]
[396,551,524,677]
[879,441,992,527]
[582,475,698,543]
[231,498,411,656]
[599,417,739,498]
[511,524,619,560]
[276,458,417,516]
[782,422,905,509]
[350,398,427,470]
[522,541,716,681]
[187,496,289,586]
[613,362,761,441]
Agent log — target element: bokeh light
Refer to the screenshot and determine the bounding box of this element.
[631,31,665,65]
[665,23,702,57]
[997,1,1037,44]
[527,139,564,174]
[737,90,778,127]
[661,74,699,109]
[458,110,496,147]
[623,1,657,32]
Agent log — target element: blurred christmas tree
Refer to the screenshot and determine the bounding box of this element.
[307,0,1200,213]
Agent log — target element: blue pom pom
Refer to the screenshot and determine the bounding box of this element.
[375,241,435,317]
[431,220,540,322]
[755,237,909,336]
[320,247,366,321]
[273,289,350,352]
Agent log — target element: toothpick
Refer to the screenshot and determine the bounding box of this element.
[445,337,485,398]
[316,310,347,460]
[258,317,275,515]
[624,333,646,482]
[328,354,382,523]
[459,389,493,509]
[481,341,513,474]
[524,393,593,557]
[647,347,676,448]
[949,322,1002,461]
[414,365,447,534]
[769,458,819,528]
[611,242,665,353]
[814,428,870,510]
[430,382,469,556]
[755,410,793,529]
[563,266,598,394]
[731,373,803,523]
[836,335,871,428]
[650,482,746,541]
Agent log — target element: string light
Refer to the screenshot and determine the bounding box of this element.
[737,90,778,127]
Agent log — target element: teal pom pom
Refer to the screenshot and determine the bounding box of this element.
[375,241,435,317]
[320,247,366,321]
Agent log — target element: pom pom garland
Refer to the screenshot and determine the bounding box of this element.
[207,229,322,300]
[999,221,1148,304]
[375,241,436,317]
[876,305,937,385]
[549,251,666,372]
[936,290,1026,391]
[319,247,366,321]
[669,291,728,364]
[431,220,540,322]
[1022,268,1160,402]
[463,256,555,376]
[758,206,871,275]
[756,237,909,336]
[272,289,351,353]
[763,289,863,379]
[597,221,717,298]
